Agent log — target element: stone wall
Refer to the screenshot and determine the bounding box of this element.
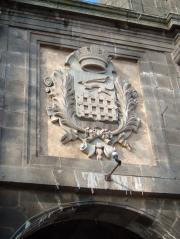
[0,0,180,238]
[0,186,180,238]
[98,0,180,16]
[0,0,179,193]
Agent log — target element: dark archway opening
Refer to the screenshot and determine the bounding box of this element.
[27,219,143,239]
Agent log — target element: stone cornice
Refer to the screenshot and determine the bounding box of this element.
[2,0,180,31]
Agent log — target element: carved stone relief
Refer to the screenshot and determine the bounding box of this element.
[43,45,142,161]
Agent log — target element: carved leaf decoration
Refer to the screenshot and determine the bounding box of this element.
[112,78,140,145]
[48,69,85,133]
[61,129,78,144]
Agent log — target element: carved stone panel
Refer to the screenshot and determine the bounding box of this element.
[40,45,155,165]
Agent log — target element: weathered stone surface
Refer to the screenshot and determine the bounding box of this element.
[166,129,180,145]
[99,0,180,16]
[8,27,28,53]
[0,1,179,238]
[0,187,179,238]
[0,142,23,165]
[169,144,180,161]
[0,0,178,187]
[1,128,24,145]
[4,95,25,112]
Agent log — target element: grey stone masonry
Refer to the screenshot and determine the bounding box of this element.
[97,0,180,16]
[0,0,179,193]
[0,187,179,238]
[0,0,179,238]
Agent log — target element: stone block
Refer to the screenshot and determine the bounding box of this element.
[140,164,170,178]
[150,129,167,147]
[0,77,5,90]
[166,129,180,145]
[155,0,168,15]
[5,79,25,97]
[141,86,154,99]
[8,38,29,54]
[168,65,179,77]
[4,95,25,112]
[169,0,180,13]
[170,76,180,90]
[154,200,178,222]
[8,28,28,53]
[53,168,107,191]
[6,62,26,81]
[174,201,180,217]
[106,163,141,177]
[0,166,56,186]
[131,0,143,12]
[174,91,180,100]
[169,144,180,161]
[100,0,130,8]
[152,143,169,165]
[157,88,174,102]
[143,177,180,195]
[6,51,26,67]
[30,146,59,161]
[19,191,45,218]
[34,191,60,210]
[0,68,6,89]
[61,157,102,172]
[0,142,23,165]
[139,61,152,72]
[164,115,180,130]
[0,187,19,207]
[151,63,169,76]
[143,198,164,216]
[147,52,167,64]
[0,25,8,51]
[0,93,4,109]
[143,6,160,16]
[139,73,153,87]
[159,100,176,116]
[1,127,24,145]
[171,219,180,237]
[4,111,24,128]
[173,168,180,179]
[175,102,180,113]
[156,76,171,89]
[144,100,162,129]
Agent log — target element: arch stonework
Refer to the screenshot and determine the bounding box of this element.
[11,201,177,239]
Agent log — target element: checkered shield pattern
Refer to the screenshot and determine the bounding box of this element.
[76,90,118,122]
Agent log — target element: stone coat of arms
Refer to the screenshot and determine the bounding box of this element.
[44,45,140,160]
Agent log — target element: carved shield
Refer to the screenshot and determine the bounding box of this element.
[44,45,140,160]
[72,71,118,123]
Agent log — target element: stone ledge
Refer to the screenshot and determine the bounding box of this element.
[0,165,179,197]
[2,0,180,31]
